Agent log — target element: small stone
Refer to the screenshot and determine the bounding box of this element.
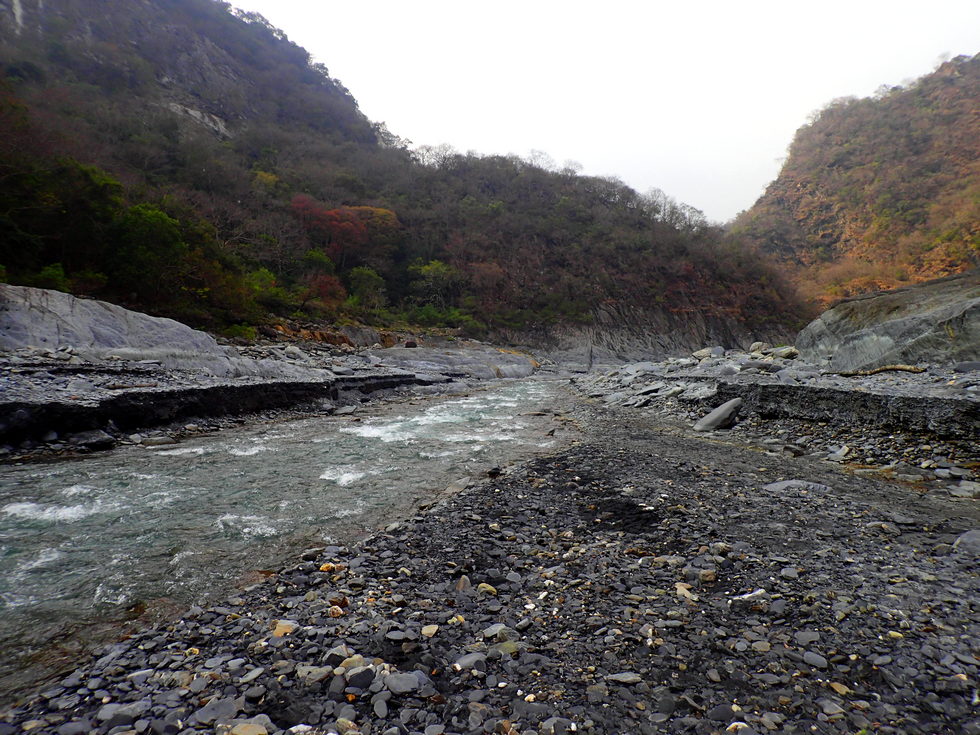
[421,624,439,638]
[804,651,828,669]
[795,630,820,646]
[780,567,799,580]
[273,619,299,637]
[345,666,376,689]
[231,725,268,735]
[385,672,421,695]
[819,699,845,716]
[454,653,487,671]
[706,704,735,721]
[239,667,264,684]
[477,582,497,595]
[606,672,642,685]
[752,641,771,653]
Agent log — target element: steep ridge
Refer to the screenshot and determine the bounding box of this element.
[733,54,979,304]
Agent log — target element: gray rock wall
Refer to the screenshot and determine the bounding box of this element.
[499,302,792,369]
[797,271,980,371]
[0,285,325,379]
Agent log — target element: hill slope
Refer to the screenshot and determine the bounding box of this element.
[0,0,802,347]
[732,54,979,304]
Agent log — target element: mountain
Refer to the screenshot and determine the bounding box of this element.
[732,54,979,304]
[0,0,802,348]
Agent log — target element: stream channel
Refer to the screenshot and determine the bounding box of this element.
[0,377,576,702]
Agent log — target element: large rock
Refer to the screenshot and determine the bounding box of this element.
[693,397,742,431]
[796,271,980,371]
[0,284,324,379]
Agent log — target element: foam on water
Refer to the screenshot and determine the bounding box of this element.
[60,484,99,497]
[332,500,367,519]
[153,446,206,456]
[215,514,278,539]
[319,467,368,486]
[228,444,273,456]
[339,422,416,443]
[2,501,106,522]
[16,548,62,572]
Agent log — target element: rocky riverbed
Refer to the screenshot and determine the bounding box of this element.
[0,339,542,460]
[578,345,979,500]
[3,364,977,735]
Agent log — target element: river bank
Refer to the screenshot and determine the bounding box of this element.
[0,378,580,710]
[0,339,543,462]
[3,374,978,734]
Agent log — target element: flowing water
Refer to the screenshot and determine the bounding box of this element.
[0,378,575,700]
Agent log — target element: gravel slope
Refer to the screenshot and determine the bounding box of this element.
[2,387,978,735]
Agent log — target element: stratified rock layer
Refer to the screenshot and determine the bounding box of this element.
[796,270,980,371]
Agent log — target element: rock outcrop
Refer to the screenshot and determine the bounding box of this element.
[796,270,980,372]
[0,284,324,379]
[362,345,538,380]
[501,302,793,370]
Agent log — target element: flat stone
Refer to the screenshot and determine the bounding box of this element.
[231,725,268,735]
[385,672,421,695]
[803,651,828,669]
[606,672,642,684]
[763,480,831,493]
[192,696,242,724]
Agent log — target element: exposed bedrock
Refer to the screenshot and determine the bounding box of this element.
[797,270,980,372]
[0,284,327,379]
[499,302,793,368]
[362,345,538,380]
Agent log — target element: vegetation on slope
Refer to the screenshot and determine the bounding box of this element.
[0,0,801,336]
[732,54,979,304]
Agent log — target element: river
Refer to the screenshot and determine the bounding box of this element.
[0,377,576,701]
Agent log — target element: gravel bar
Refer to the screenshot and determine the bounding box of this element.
[2,389,979,735]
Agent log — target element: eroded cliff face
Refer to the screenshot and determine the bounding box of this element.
[796,270,980,371]
[732,54,980,304]
[500,302,794,368]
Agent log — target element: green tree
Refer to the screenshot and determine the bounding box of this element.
[106,204,188,303]
[408,259,461,309]
[347,266,386,310]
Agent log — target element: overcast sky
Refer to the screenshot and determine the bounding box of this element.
[230,0,978,222]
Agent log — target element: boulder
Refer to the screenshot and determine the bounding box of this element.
[693,397,742,431]
[796,271,980,371]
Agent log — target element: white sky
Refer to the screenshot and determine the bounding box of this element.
[230,0,979,223]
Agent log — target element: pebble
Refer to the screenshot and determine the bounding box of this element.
[804,651,828,669]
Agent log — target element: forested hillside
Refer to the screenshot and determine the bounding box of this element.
[732,54,979,304]
[0,0,802,338]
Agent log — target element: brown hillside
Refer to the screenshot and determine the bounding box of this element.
[732,54,979,305]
